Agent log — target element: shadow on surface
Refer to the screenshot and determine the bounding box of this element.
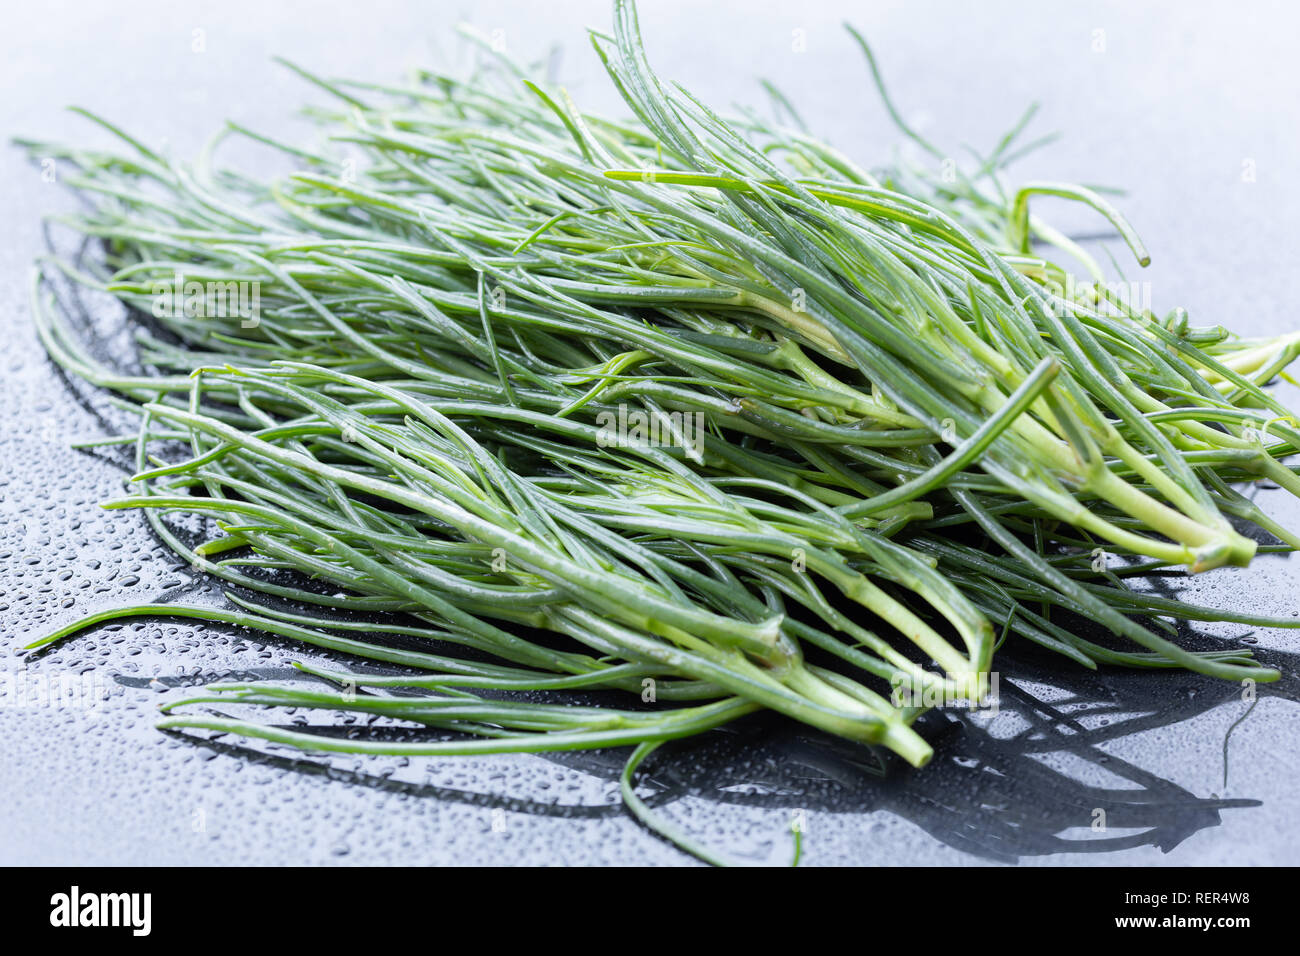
[145,639,1293,864]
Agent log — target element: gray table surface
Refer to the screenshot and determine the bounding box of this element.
[3,0,1299,866]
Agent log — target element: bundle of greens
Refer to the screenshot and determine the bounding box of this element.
[20,0,1300,862]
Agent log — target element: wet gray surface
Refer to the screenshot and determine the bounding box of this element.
[2,0,1299,865]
